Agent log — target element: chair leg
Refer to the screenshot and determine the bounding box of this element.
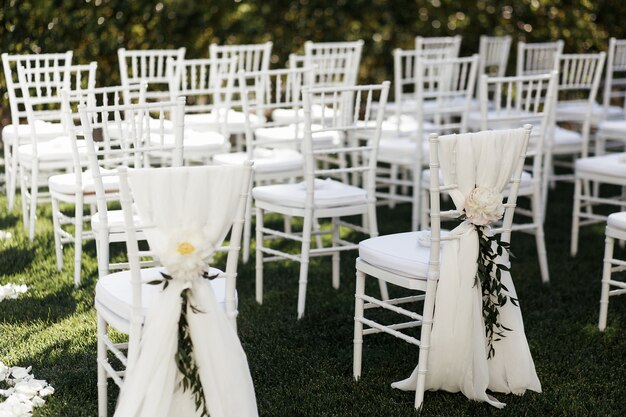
[532,190,550,283]
[297,210,313,319]
[353,269,366,380]
[571,177,582,257]
[50,196,64,271]
[242,190,253,264]
[4,141,14,211]
[28,164,39,241]
[331,217,340,289]
[255,207,264,305]
[389,163,398,208]
[74,199,84,287]
[96,232,110,278]
[599,234,615,331]
[97,314,108,417]
[20,165,29,234]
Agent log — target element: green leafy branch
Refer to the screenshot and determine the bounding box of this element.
[146,270,221,416]
[475,227,519,359]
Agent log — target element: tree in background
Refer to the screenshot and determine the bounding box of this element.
[0,0,618,123]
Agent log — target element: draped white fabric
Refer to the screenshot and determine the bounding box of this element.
[392,130,541,407]
[113,166,258,417]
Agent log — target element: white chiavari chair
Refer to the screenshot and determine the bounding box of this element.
[376,54,479,230]
[516,40,563,76]
[598,211,626,331]
[253,81,391,319]
[353,126,532,409]
[166,56,238,163]
[16,61,97,240]
[1,51,73,210]
[595,38,626,152]
[118,47,186,101]
[81,97,185,278]
[415,35,462,57]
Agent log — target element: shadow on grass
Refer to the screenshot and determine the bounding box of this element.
[0,245,36,275]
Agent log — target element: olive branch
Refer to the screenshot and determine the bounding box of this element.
[148,270,219,416]
[475,227,519,359]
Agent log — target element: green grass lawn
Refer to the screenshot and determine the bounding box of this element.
[0,179,625,416]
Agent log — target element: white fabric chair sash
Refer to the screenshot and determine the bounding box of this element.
[114,166,258,417]
[392,129,541,407]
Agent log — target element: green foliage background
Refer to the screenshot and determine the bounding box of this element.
[0,0,622,122]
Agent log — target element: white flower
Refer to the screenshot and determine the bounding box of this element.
[159,229,213,282]
[38,386,54,397]
[9,368,31,381]
[0,362,8,383]
[0,284,27,303]
[464,187,505,226]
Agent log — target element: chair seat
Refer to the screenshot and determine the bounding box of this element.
[378,116,436,140]
[359,231,444,279]
[254,124,343,148]
[185,110,264,134]
[107,117,176,139]
[551,126,582,153]
[1,120,65,144]
[271,104,334,125]
[48,168,119,195]
[95,266,229,332]
[557,102,623,124]
[576,152,626,181]
[377,137,429,165]
[149,129,230,154]
[253,178,367,209]
[608,211,626,230]
[213,148,303,173]
[17,136,86,164]
[597,120,626,137]
[467,109,537,131]
[91,209,138,233]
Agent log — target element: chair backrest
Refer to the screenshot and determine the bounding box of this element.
[602,37,626,116]
[392,50,478,139]
[209,41,273,73]
[301,81,390,200]
[16,62,97,156]
[478,35,512,77]
[79,97,185,237]
[556,52,606,121]
[118,48,186,101]
[167,56,238,136]
[2,51,73,126]
[238,66,314,154]
[516,40,563,76]
[118,163,253,333]
[415,35,462,57]
[478,72,558,189]
[60,83,147,188]
[299,40,364,86]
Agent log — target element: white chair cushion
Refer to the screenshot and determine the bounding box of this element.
[17,136,86,163]
[378,116,436,140]
[1,120,65,144]
[213,148,303,173]
[254,124,343,149]
[597,120,626,137]
[184,110,264,134]
[608,211,626,230]
[552,126,581,146]
[95,266,228,323]
[575,153,626,180]
[467,109,536,131]
[271,105,335,125]
[377,137,429,165]
[359,230,444,279]
[253,178,367,209]
[149,129,230,154]
[557,102,623,123]
[48,168,119,195]
[91,209,135,232]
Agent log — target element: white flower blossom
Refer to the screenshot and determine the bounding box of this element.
[159,229,213,282]
[0,284,27,303]
[0,361,53,417]
[464,187,505,226]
